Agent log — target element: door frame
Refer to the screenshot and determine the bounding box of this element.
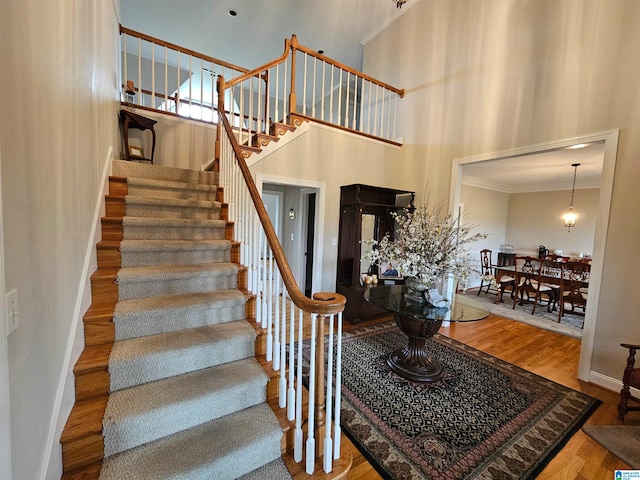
[0,145,12,478]
[256,173,326,296]
[449,129,619,382]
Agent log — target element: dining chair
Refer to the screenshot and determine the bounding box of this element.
[512,256,555,315]
[477,249,515,301]
[559,261,590,323]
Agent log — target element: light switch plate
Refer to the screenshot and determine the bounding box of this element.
[5,289,19,335]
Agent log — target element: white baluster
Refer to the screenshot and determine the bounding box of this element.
[344,71,350,130]
[279,276,287,407]
[323,314,335,473]
[337,68,343,127]
[287,288,295,420]
[274,268,281,371]
[312,56,317,119]
[164,47,168,110]
[329,64,334,124]
[294,306,304,463]
[321,60,326,122]
[302,52,308,116]
[333,311,343,459]
[306,313,317,474]
[137,37,142,106]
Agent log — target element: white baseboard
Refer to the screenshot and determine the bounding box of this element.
[588,370,640,400]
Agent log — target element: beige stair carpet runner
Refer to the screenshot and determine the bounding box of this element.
[98,160,289,480]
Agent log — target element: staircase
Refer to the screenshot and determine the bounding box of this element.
[60,159,291,479]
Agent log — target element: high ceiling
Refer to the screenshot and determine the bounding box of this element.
[121,0,604,193]
[121,0,413,72]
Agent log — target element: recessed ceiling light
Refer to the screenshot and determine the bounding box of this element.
[228,10,237,17]
[567,143,588,149]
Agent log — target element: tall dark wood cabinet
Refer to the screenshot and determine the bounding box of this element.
[336,184,415,323]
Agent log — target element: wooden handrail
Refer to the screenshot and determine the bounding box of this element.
[217,75,345,315]
[120,25,249,75]
[292,37,405,98]
[224,38,293,90]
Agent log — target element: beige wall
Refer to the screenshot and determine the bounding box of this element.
[250,124,405,292]
[363,0,640,381]
[506,188,599,256]
[0,1,121,478]
[460,184,509,286]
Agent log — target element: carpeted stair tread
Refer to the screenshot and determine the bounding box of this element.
[104,357,268,455]
[112,159,218,186]
[124,195,221,210]
[118,239,232,267]
[100,402,283,480]
[126,176,219,194]
[119,239,230,252]
[122,217,227,228]
[108,320,256,391]
[120,216,227,241]
[116,263,238,300]
[113,290,247,340]
[238,458,292,480]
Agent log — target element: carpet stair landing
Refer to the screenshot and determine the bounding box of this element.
[61,159,287,479]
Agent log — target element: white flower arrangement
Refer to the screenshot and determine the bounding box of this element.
[366,201,486,290]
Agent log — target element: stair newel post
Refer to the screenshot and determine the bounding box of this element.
[305,312,317,473]
[288,35,298,123]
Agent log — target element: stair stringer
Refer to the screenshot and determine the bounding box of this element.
[245,120,310,167]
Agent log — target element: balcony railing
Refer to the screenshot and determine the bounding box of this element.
[120,27,404,145]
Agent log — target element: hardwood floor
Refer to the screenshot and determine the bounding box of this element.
[337,313,638,480]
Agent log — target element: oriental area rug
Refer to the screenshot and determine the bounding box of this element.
[321,321,601,480]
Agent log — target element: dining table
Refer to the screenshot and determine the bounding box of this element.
[494,262,590,307]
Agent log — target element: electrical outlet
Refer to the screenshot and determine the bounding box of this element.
[5,289,19,335]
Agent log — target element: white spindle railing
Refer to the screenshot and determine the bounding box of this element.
[119,26,248,123]
[120,28,403,145]
[218,35,404,149]
[218,103,346,474]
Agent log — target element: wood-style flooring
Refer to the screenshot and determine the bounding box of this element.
[332,313,638,480]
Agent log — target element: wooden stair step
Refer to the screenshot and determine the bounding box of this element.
[73,342,112,400]
[105,195,125,218]
[101,217,123,241]
[270,122,296,137]
[60,396,108,472]
[83,302,116,346]
[252,132,280,148]
[96,241,121,269]
[108,176,128,196]
[90,268,118,304]
[238,144,262,158]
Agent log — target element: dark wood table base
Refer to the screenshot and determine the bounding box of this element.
[387,313,444,383]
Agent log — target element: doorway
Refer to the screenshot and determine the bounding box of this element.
[302,191,316,297]
[258,174,326,296]
[450,130,619,382]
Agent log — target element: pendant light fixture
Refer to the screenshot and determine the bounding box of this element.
[562,163,580,232]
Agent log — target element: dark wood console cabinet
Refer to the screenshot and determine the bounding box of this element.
[336,184,415,323]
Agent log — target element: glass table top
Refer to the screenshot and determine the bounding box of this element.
[364,285,489,322]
